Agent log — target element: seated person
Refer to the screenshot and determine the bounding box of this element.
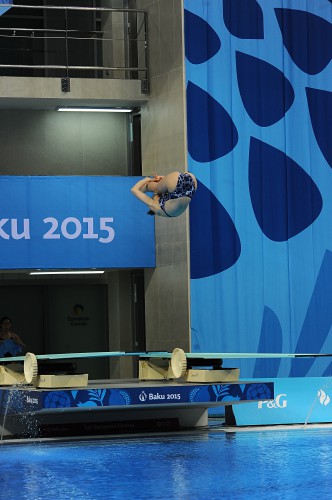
[0,317,26,357]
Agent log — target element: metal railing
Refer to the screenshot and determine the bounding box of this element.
[0,3,148,83]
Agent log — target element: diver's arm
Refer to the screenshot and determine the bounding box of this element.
[131,178,158,208]
[131,178,166,216]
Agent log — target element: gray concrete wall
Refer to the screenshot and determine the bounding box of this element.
[0,108,129,176]
[0,77,147,108]
[107,270,135,378]
[137,0,190,352]
[0,106,135,376]
[0,1,190,374]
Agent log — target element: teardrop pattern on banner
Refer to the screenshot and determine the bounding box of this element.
[306,87,332,169]
[275,8,332,75]
[249,137,323,241]
[290,250,332,377]
[223,0,264,39]
[236,51,295,126]
[253,307,282,378]
[189,181,241,279]
[187,81,238,162]
[184,9,221,64]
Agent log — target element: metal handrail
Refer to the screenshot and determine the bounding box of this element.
[0,29,143,43]
[0,64,147,71]
[0,3,148,81]
[0,4,147,13]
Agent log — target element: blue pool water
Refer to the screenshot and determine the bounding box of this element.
[1,426,332,499]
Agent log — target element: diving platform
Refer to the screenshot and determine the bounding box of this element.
[0,377,274,439]
[0,348,275,440]
[2,348,332,439]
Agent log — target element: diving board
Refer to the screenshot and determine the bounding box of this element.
[1,348,331,438]
[1,350,332,364]
[0,350,173,364]
[1,349,331,387]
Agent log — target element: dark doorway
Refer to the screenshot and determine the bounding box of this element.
[131,113,142,176]
[132,270,146,352]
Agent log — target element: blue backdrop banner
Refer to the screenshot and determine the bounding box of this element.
[185,0,332,377]
[0,176,155,269]
[0,0,12,16]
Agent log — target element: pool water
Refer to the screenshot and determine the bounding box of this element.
[1,426,332,499]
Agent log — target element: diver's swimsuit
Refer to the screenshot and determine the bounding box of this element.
[158,173,196,217]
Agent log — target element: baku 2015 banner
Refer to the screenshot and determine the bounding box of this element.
[0,176,155,270]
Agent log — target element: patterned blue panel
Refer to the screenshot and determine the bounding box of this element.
[0,0,12,16]
[253,307,282,377]
[34,382,275,409]
[249,137,323,241]
[236,52,295,126]
[290,250,332,377]
[190,181,241,279]
[323,361,332,377]
[186,0,332,378]
[184,9,221,64]
[306,88,332,168]
[223,0,264,39]
[187,81,238,162]
[275,8,332,75]
[207,382,272,403]
[0,389,42,416]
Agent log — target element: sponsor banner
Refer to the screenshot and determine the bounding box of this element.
[0,381,275,418]
[0,176,155,269]
[36,381,274,410]
[0,389,42,415]
[231,377,332,426]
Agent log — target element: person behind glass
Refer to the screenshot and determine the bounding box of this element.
[131,171,197,217]
[0,316,26,353]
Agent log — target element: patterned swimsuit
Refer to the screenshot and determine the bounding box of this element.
[158,173,196,217]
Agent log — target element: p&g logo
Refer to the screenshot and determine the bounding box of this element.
[258,393,287,409]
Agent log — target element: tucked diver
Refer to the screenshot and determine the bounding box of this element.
[131,171,197,217]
